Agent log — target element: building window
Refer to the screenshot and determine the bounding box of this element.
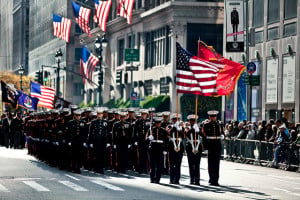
[145,26,171,68]
[284,23,297,37]
[255,31,263,44]
[253,0,264,28]
[267,27,279,41]
[144,80,152,96]
[267,0,280,24]
[118,38,125,66]
[74,83,84,96]
[160,77,169,94]
[284,0,297,19]
[75,48,82,62]
[128,34,135,48]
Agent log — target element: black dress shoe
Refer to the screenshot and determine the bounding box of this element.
[210,182,219,186]
[150,180,155,183]
[174,181,180,185]
[194,182,200,186]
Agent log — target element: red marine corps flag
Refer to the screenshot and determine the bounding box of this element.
[176,42,245,96]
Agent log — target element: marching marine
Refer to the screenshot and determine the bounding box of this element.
[186,114,202,186]
[202,110,223,186]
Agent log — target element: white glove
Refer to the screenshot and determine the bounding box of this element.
[163,151,167,155]
[221,135,225,140]
[134,142,138,146]
[113,145,117,149]
[193,124,200,133]
[83,143,87,148]
[128,144,131,149]
[90,144,94,148]
[106,143,111,148]
[68,142,71,146]
[175,121,180,128]
[148,135,154,141]
[56,142,59,146]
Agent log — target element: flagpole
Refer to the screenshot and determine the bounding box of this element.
[195,95,198,147]
[176,93,179,143]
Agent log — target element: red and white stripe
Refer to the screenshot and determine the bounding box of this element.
[80,54,99,85]
[53,17,71,43]
[118,0,134,24]
[94,0,112,32]
[76,6,91,37]
[31,86,55,109]
[176,56,223,96]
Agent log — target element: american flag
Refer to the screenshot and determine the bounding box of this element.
[176,43,221,96]
[30,81,55,109]
[94,0,112,32]
[72,1,91,37]
[53,14,71,43]
[80,46,99,85]
[118,0,134,24]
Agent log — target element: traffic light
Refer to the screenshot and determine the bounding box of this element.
[98,71,103,85]
[116,71,122,85]
[44,71,49,82]
[34,71,43,84]
[124,72,128,84]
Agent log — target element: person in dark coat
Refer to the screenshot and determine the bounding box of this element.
[147,117,168,184]
[202,110,224,186]
[66,109,87,173]
[186,114,202,186]
[11,112,23,149]
[88,108,108,174]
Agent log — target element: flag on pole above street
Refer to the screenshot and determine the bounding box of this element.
[52,13,71,43]
[80,46,99,85]
[17,90,39,111]
[1,81,20,108]
[117,0,134,24]
[176,43,245,96]
[30,81,55,109]
[72,1,91,37]
[94,0,112,32]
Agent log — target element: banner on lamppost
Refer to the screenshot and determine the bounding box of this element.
[225,0,244,52]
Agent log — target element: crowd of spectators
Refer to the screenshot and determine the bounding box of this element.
[223,118,300,167]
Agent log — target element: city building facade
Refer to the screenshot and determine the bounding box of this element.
[80,0,224,113]
[223,0,300,123]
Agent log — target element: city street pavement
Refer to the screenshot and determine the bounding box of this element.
[0,147,300,200]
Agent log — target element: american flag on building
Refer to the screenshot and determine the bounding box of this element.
[80,46,99,85]
[30,81,55,109]
[72,1,91,37]
[94,0,112,32]
[118,0,134,24]
[176,43,221,96]
[52,13,71,43]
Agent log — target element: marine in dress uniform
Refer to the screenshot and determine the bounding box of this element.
[112,112,130,173]
[134,109,151,174]
[147,117,168,184]
[186,114,202,186]
[202,110,223,186]
[126,108,136,171]
[88,108,108,173]
[168,114,184,184]
[66,109,87,173]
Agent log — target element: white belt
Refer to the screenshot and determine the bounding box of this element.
[206,136,222,139]
[152,140,163,143]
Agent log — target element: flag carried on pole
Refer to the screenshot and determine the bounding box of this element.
[117,0,134,24]
[72,1,91,37]
[94,0,112,32]
[1,81,20,108]
[17,90,39,111]
[53,13,71,43]
[176,43,245,96]
[80,46,99,85]
[30,81,55,109]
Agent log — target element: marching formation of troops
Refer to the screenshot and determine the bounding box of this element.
[22,106,223,186]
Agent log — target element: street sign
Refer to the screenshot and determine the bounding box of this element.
[126,66,139,71]
[247,62,256,75]
[131,92,138,100]
[125,48,140,62]
[245,75,260,86]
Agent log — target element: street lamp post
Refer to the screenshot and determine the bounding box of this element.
[55,48,63,97]
[95,34,108,106]
[18,64,25,90]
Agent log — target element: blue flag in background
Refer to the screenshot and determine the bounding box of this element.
[17,90,39,110]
